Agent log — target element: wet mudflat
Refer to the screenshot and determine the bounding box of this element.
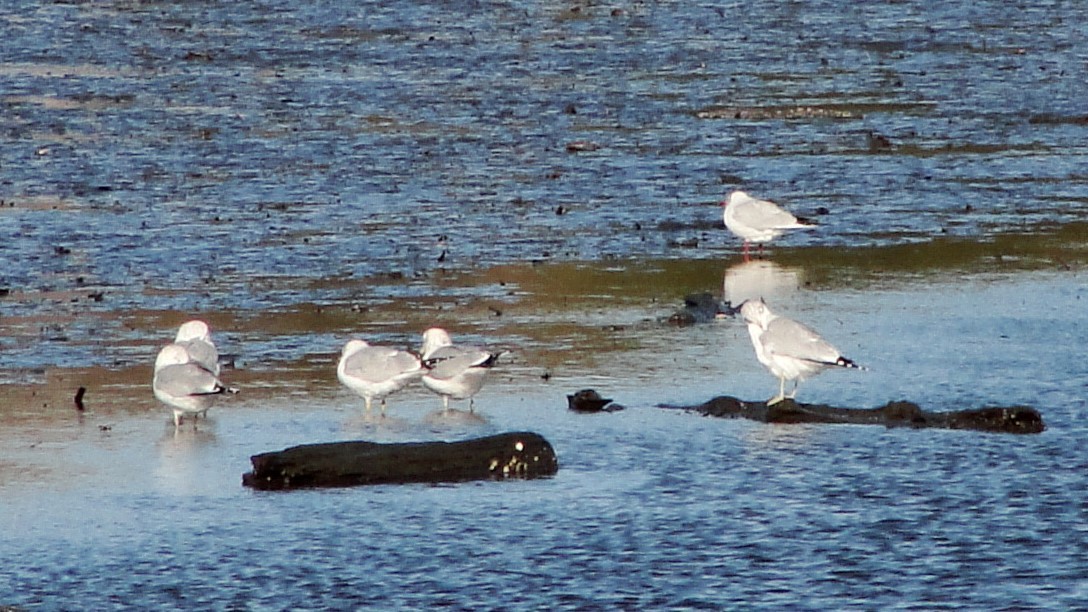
[2,0,1088,609]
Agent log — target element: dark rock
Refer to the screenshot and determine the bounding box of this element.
[567,389,621,412]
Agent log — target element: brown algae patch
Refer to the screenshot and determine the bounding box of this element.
[0,195,82,211]
[0,62,131,79]
[694,102,934,121]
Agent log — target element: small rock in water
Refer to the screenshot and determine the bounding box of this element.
[567,389,622,413]
[565,140,600,152]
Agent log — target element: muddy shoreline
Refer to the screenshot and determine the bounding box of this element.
[2,222,1085,416]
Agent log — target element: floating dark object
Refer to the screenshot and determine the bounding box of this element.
[242,431,558,490]
[565,140,600,152]
[567,389,622,413]
[659,396,1044,435]
[667,292,736,326]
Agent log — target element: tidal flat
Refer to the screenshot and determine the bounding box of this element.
[3,0,1088,607]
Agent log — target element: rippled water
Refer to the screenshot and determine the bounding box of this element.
[4,272,1087,609]
[2,0,1088,609]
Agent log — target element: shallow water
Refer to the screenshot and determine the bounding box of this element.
[2,0,1088,609]
[3,271,1088,609]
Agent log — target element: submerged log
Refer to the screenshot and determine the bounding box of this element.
[242,431,558,491]
[659,397,1045,435]
[567,388,624,413]
[666,292,735,327]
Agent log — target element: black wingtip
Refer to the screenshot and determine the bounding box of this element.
[836,356,866,370]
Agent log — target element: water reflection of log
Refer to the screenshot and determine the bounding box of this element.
[242,431,558,490]
[659,397,1045,435]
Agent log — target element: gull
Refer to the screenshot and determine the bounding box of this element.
[153,344,237,427]
[174,320,221,376]
[336,339,425,413]
[739,298,864,405]
[721,190,816,258]
[419,328,500,411]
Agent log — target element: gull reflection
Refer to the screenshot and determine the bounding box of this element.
[154,424,218,494]
[422,407,488,430]
[723,259,803,307]
[341,409,418,440]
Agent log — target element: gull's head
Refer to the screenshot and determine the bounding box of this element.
[341,339,370,357]
[420,327,453,357]
[175,320,211,343]
[155,344,191,369]
[739,298,774,327]
[722,190,748,208]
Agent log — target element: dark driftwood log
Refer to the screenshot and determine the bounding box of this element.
[242,431,558,490]
[666,292,735,327]
[567,389,625,413]
[659,397,1045,435]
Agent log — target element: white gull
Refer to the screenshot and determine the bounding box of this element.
[721,190,815,257]
[153,344,237,427]
[337,339,425,413]
[419,328,500,412]
[739,298,864,405]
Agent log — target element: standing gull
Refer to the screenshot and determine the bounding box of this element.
[336,339,425,413]
[419,328,500,412]
[173,319,225,419]
[721,190,816,258]
[739,299,864,405]
[153,344,237,427]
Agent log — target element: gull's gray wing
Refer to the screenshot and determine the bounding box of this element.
[343,346,421,383]
[734,196,803,230]
[177,338,220,375]
[423,345,497,380]
[154,363,224,397]
[762,317,843,365]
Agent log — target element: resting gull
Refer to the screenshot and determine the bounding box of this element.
[419,328,500,412]
[739,298,864,405]
[337,339,425,413]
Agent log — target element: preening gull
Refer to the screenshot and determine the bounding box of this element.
[336,339,425,412]
[419,328,500,411]
[721,191,815,257]
[739,298,864,405]
[153,344,237,427]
